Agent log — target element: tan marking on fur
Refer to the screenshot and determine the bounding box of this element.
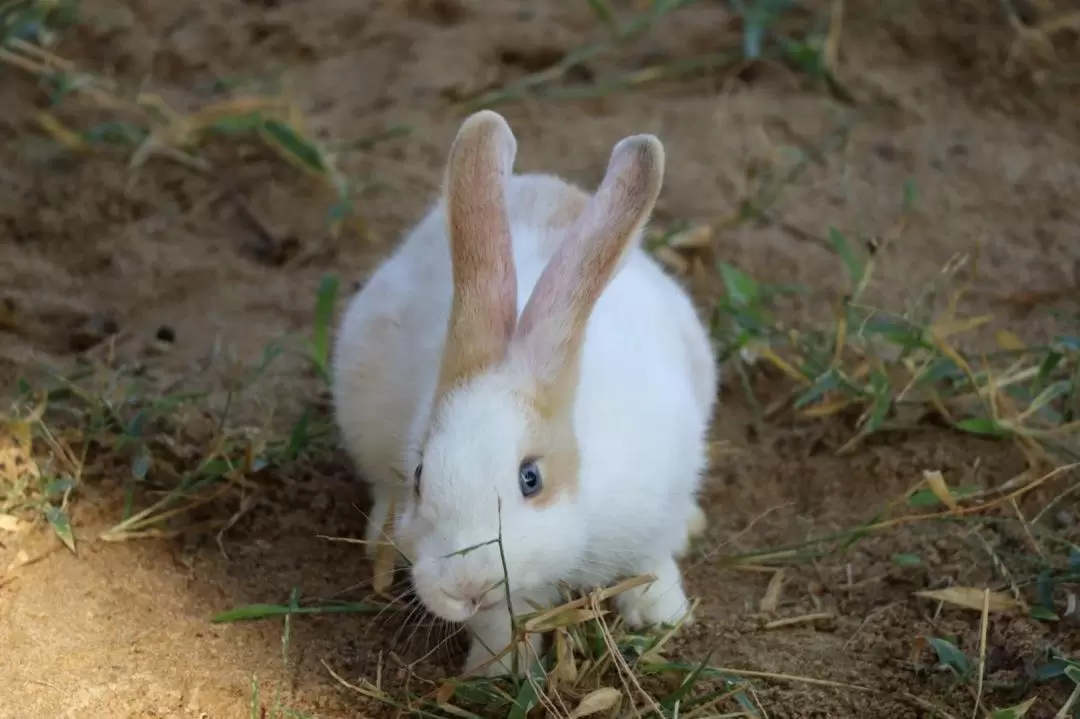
[436,111,520,401]
[512,136,665,502]
[513,387,580,507]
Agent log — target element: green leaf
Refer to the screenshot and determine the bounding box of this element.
[989,696,1037,719]
[827,227,865,289]
[209,112,266,134]
[1035,657,1080,682]
[954,417,1009,437]
[83,121,147,146]
[507,662,546,719]
[1036,351,1063,385]
[1054,335,1080,351]
[907,485,979,508]
[45,504,76,554]
[43,476,76,498]
[261,119,327,174]
[311,274,340,375]
[902,178,918,211]
[283,409,310,461]
[1037,569,1056,613]
[793,370,840,409]
[211,601,393,623]
[891,553,922,568]
[1028,606,1058,622]
[915,356,964,384]
[927,637,971,678]
[660,647,716,710]
[718,263,760,309]
[132,450,152,480]
[860,370,893,435]
[585,0,617,28]
[1026,380,1070,417]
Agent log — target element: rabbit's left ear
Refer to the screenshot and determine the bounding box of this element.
[511,133,664,410]
[437,111,520,399]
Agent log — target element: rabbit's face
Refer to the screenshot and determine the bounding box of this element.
[398,370,586,623]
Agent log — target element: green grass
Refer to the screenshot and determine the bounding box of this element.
[2,1,1080,718]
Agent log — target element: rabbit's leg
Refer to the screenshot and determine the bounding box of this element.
[615,555,693,629]
[463,588,555,677]
[676,502,707,558]
[363,485,394,562]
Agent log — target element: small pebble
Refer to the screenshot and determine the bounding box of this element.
[155,325,176,343]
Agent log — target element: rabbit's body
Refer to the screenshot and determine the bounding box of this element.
[333,114,717,676]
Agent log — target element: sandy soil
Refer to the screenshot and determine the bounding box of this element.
[2,0,1080,717]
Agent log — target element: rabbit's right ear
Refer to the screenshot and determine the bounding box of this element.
[511,134,664,411]
[437,111,519,399]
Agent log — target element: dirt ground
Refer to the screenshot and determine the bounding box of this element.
[2,0,1080,717]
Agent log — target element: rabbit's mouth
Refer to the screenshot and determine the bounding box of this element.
[476,596,504,612]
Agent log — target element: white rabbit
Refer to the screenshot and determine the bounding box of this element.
[332,110,717,677]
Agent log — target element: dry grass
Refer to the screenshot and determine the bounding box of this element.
[2,1,1080,718]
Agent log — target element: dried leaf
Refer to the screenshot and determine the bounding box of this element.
[35,111,88,152]
[434,681,456,706]
[930,314,993,340]
[995,330,1025,351]
[553,629,577,685]
[0,514,22,532]
[799,398,853,418]
[372,497,397,597]
[923,470,958,511]
[6,549,30,572]
[751,344,807,382]
[652,246,689,274]
[569,687,621,719]
[523,607,603,633]
[916,587,1024,614]
[760,569,786,614]
[667,224,713,250]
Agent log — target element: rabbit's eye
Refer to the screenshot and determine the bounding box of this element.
[518,459,542,498]
[413,463,423,496]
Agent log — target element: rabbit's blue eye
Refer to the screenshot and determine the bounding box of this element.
[518,460,542,498]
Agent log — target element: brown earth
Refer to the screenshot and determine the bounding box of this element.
[2,0,1080,717]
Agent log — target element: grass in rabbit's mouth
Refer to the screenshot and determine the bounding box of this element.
[3,0,1080,718]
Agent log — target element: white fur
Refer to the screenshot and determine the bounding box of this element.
[332,171,718,677]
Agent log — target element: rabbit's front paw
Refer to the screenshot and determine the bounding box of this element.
[616,558,693,629]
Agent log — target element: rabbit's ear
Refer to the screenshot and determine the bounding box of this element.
[437,111,519,397]
[512,134,664,410]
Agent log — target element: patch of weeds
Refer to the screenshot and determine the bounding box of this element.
[0,277,343,546]
[633,126,1080,716]
[0,0,78,46]
[322,575,772,718]
[918,636,1080,718]
[462,0,848,110]
[0,3,408,236]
